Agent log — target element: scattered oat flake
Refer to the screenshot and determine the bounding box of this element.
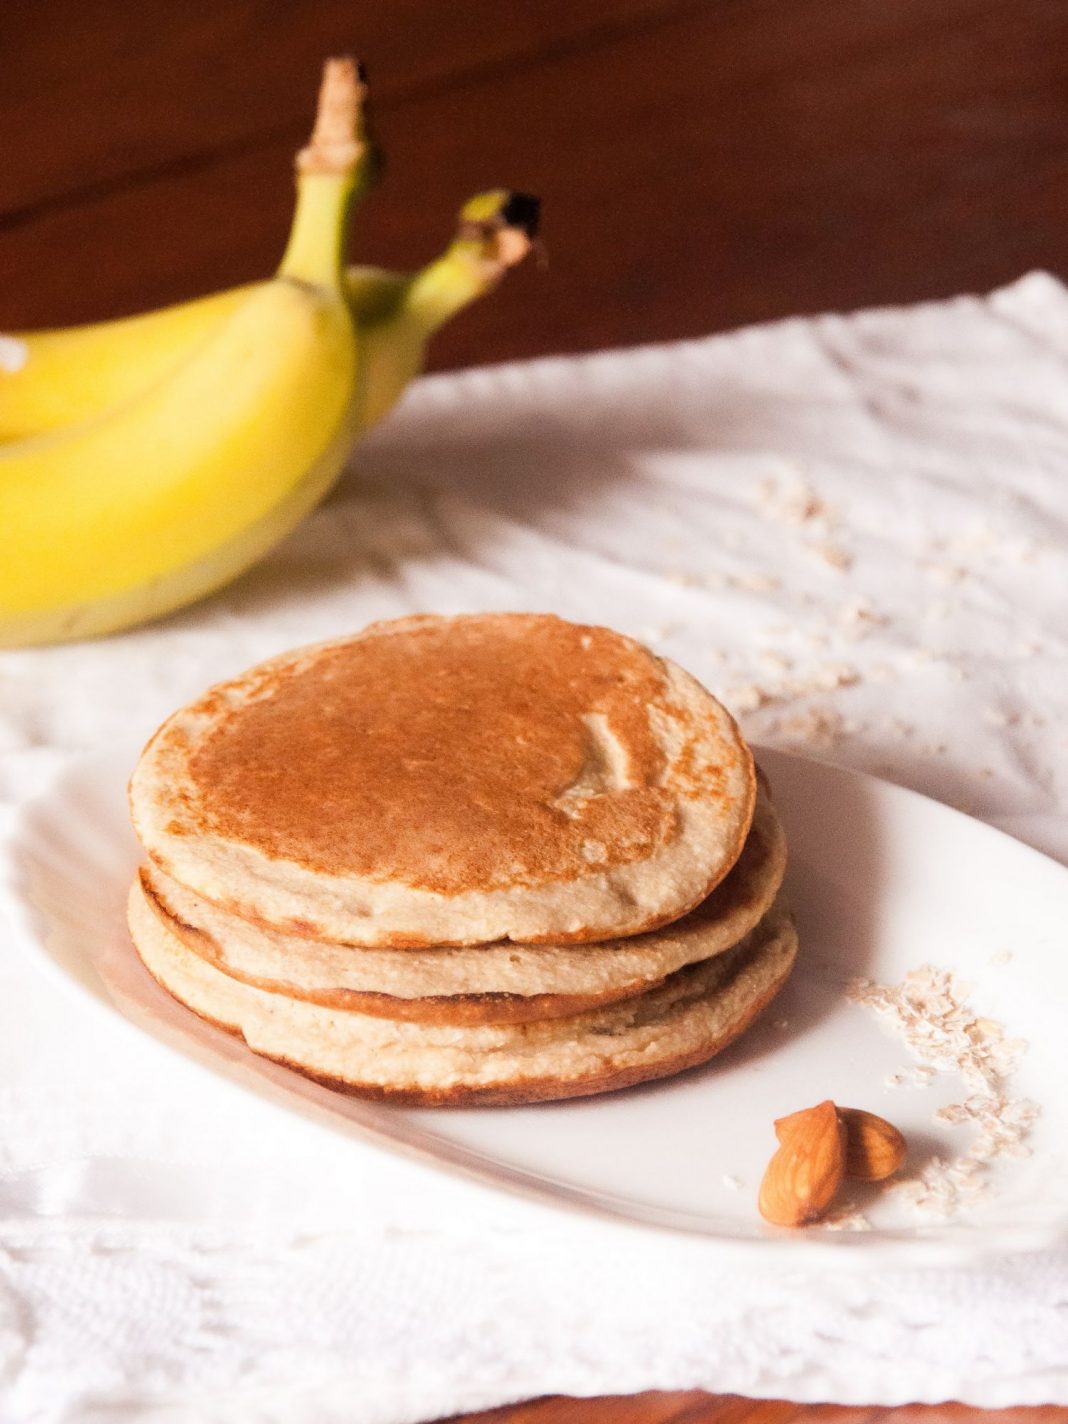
[732,572,781,594]
[847,965,1037,1217]
[923,561,969,585]
[775,707,846,749]
[809,541,853,571]
[822,1206,872,1232]
[934,1103,970,1125]
[839,598,886,633]
[726,659,862,738]
[727,684,772,714]
[757,478,830,525]
[809,663,859,692]
[721,1173,743,1190]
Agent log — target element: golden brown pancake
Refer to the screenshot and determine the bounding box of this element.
[127,877,797,1107]
[129,614,756,948]
[139,784,786,1024]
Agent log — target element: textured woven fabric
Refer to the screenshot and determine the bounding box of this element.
[1,273,1067,1419]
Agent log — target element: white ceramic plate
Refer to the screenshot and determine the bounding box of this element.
[2,743,1066,1268]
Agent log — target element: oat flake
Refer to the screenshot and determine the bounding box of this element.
[846,964,1038,1217]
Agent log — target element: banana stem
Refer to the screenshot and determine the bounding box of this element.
[403,190,541,334]
[279,58,372,284]
[353,191,540,430]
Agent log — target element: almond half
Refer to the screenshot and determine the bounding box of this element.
[758,1099,846,1227]
[776,1103,907,1182]
[837,1106,907,1181]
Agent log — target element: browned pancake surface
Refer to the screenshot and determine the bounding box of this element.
[186,614,732,894]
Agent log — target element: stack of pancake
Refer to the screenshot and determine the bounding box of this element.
[127,614,796,1105]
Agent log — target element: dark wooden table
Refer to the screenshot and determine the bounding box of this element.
[447,1401,1067,1424]
[3,4,1067,1421]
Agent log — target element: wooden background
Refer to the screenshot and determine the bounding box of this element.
[450,1401,1068,1424]
[3,2,1067,1421]
[4,0,1068,365]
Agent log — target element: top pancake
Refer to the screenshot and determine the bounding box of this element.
[129,613,755,948]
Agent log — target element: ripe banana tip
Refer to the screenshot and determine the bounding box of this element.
[501,192,541,239]
[453,191,542,274]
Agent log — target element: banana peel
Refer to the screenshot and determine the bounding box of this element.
[0,60,539,645]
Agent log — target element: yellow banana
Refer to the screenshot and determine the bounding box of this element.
[0,58,366,647]
[0,191,539,442]
[0,287,251,442]
[356,190,540,427]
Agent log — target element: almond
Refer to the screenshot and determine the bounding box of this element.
[758,1099,845,1227]
[774,1104,825,1143]
[837,1106,907,1181]
[776,1103,907,1181]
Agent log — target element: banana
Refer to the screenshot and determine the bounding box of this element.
[0,56,539,649]
[0,59,367,647]
[356,190,540,427]
[0,286,252,442]
[0,191,539,442]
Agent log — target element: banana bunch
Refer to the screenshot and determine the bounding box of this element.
[0,59,539,646]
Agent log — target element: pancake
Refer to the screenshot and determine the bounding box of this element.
[140,783,787,1024]
[129,614,755,949]
[127,879,797,1106]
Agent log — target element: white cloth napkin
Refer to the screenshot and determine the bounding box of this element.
[2,273,1068,1422]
